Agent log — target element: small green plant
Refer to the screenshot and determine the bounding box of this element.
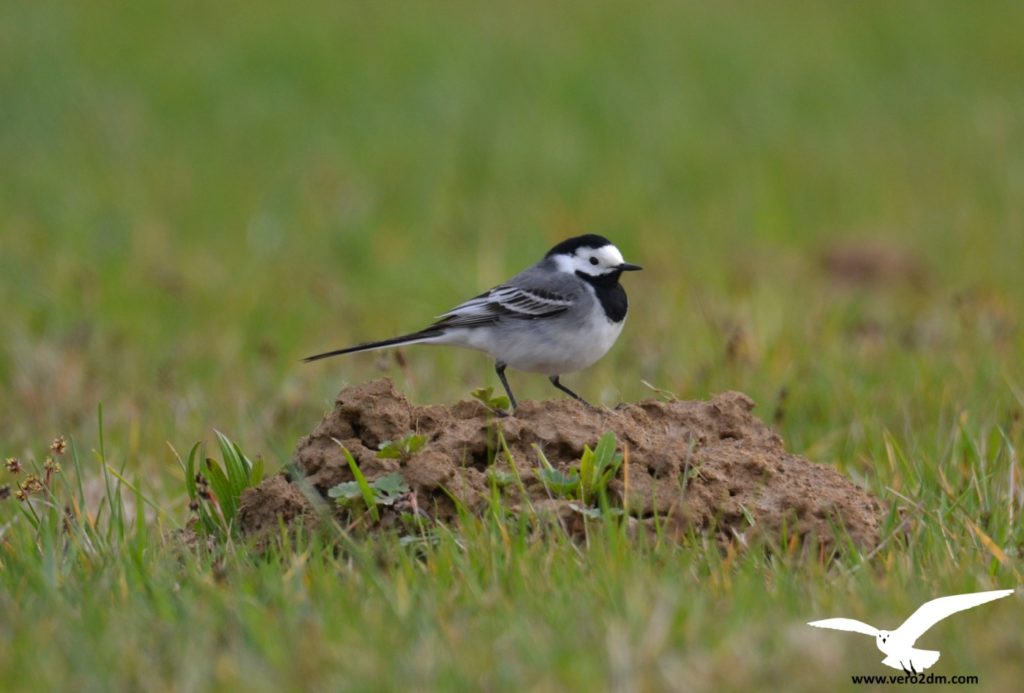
[535,451,580,496]
[328,441,410,521]
[578,432,623,503]
[471,386,511,413]
[181,430,264,537]
[376,434,426,460]
[568,503,624,520]
[535,432,623,506]
[485,468,517,488]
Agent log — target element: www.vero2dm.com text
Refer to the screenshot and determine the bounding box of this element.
[851,672,979,685]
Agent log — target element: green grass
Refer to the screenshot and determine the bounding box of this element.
[2,0,1023,689]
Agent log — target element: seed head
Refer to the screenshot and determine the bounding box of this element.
[20,475,45,496]
[50,436,68,456]
[5,457,21,474]
[0,485,10,501]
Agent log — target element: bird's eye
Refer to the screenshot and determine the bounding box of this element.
[589,257,599,266]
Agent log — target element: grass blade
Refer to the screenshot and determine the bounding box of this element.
[334,438,379,522]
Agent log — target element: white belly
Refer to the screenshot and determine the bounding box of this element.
[443,304,625,375]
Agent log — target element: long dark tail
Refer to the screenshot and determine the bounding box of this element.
[302,328,444,363]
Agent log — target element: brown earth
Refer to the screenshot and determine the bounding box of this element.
[819,238,924,288]
[239,379,884,551]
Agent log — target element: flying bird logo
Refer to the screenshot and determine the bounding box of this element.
[808,588,1014,674]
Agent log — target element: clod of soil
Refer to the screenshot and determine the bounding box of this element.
[239,379,884,551]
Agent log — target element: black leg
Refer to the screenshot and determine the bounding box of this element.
[549,376,591,406]
[495,362,517,411]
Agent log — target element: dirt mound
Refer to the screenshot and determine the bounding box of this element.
[820,238,924,288]
[239,379,883,551]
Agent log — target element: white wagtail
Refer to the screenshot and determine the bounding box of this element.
[304,234,641,410]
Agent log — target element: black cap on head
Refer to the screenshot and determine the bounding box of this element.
[544,234,612,258]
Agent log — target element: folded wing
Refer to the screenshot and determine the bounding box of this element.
[432,284,575,330]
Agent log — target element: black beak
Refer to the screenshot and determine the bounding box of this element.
[618,262,643,272]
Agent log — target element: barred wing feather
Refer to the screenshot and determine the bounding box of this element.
[433,285,574,329]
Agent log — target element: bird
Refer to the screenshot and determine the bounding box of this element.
[807,588,1014,674]
[304,234,642,411]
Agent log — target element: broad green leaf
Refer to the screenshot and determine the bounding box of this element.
[203,457,236,525]
[579,445,595,487]
[328,481,364,507]
[471,386,510,411]
[214,430,247,496]
[539,468,580,496]
[250,455,265,485]
[377,434,428,459]
[376,441,402,459]
[327,481,363,499]
[471,386,495,403]
[372,472,410,501]
[593,432,618,471]
[404,434,426,454]
[232,440,255,479]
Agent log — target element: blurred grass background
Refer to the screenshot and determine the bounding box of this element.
[3,0,1023,463]
[2,0,1023,689]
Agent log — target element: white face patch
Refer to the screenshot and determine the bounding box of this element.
[567,244,625,275]
[550,253,577,273]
